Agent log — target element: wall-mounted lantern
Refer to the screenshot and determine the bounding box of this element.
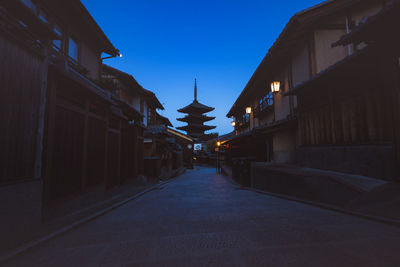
[231,121,236,127]
[217,141,221,147]
[271,81,281,94]
[246,107,252,114]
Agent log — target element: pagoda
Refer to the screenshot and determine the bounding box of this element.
[177,79,216,139]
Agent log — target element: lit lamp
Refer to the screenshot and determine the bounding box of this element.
[271,81,281,93]
[231,121,236,127]
[217,141,221,147]
[246,107,252,114]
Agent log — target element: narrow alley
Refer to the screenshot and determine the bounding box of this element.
[5,167,400,266]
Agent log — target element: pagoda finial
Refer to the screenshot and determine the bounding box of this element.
[194,78,197,101]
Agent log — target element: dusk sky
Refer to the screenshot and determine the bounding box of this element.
[82,0,324,135]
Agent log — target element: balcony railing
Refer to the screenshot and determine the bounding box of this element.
[254,103,274,118]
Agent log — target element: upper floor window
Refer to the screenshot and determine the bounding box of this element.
[259,91,274,111]
[52,25,63,52]
[147,109,152,125]
[242,113,250,124]
[21,0,36,12]
[140,98,144,113]
[68,37,79,62]
[38,9,48,24]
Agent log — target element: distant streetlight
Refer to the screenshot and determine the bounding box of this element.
[271,81,281,94]
[231,121,236,127]
[246,107,252,114]
[216,141,221,174]
[101,50,123,61]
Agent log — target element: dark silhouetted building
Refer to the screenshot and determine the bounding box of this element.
[177,79,216,140]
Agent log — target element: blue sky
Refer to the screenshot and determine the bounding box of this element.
[82,0,324,135]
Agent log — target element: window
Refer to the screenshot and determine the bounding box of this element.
[147,109,152,125]
[68,37,79,62]
[38,9,48,23]
[140,98,144,113]
[21,0,36,12]
[242,113,250,124]
[52,25,63,52]
[259,91,274,111]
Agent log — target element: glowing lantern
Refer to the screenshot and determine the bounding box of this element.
[271,81,281,93]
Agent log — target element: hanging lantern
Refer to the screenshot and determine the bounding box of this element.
[271,81,281,93]
[246,107,252,114]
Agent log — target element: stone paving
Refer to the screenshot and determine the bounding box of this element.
[4,167,400,266]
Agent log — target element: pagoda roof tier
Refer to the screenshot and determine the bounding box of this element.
[178,100,214,114]
[177,115,215,123]
[176,124,216,131]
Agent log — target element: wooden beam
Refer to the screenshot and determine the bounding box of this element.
[43,74,57,205]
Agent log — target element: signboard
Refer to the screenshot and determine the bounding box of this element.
[194,144,202,151]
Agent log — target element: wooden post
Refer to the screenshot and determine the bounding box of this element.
[329,93,337,144]
[117,120,122,186]
[325,105,332,144]
[133,125,138,178]
[365,93,377,142]
[81,100,89,190]
[309,112,315,145]
[375,94,385,141]
[314,111,320,145]
[34,39,50,179]
[349,98,358,143]
[104,112,109,191]
[43,73,57,205]
[341,101,350,143]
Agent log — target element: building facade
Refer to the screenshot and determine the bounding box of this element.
[226,0,398,180]
[0,0,152,251]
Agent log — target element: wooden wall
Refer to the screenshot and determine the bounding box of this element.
[298,91,394,146]
[0,33,44,184]
[44,75,131,202]
[120,124,139,182]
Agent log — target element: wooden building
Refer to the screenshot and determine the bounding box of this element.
[288,0,400,179]
[0,0,145,250]
[144,114,194,179]
[225,0,396,180]
[177,79,216,140]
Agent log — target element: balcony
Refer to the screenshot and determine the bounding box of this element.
[254,103,274,118]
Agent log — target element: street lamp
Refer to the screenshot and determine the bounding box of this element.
[216,141,221,174]
[101,50,123,61]
[231,121,236,127]
[246,107,252,114]
[271,81,281,94]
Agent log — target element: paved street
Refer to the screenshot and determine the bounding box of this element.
[5,167,400,267]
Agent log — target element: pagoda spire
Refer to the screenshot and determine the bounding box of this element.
[194,78,197,101]
[177,78,215,140]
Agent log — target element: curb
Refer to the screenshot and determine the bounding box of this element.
[0,177,181,264]
[221,174,400,228]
